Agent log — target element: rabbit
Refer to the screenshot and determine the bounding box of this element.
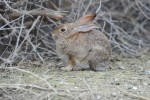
[52,13,112,71]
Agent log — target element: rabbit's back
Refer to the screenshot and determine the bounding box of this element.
[56,29,111,61]
[86,30,111,59]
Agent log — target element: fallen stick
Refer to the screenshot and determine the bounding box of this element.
[114,85,150,100]
[8,9,64,20]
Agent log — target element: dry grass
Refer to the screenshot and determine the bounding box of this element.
[0,53,150,100]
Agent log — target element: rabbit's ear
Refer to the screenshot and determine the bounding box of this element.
[73,24,98,32]
[75,13,96,25]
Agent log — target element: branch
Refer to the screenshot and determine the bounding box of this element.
[8,9,64,20]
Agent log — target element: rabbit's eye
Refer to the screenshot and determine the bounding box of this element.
[60,28,66,32]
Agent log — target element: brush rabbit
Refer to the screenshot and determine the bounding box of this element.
[52,13,112,71]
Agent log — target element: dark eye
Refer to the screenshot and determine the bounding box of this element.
[60,28,66,32]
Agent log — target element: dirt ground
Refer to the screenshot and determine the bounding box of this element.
[0,53,150,100]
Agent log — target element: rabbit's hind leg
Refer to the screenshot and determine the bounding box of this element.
[89,60,111,71]
[73,59,90,71]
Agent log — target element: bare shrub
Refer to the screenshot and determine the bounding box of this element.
[0,0,150,65]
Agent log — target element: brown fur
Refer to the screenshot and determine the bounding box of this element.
[52,13,112,71]
[68,55,75,66]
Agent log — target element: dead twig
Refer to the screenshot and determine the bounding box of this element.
[0,84,90,93]
[8,9,64,20]
[114,85,150,100]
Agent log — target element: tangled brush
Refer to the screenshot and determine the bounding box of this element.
[0,0,150,65]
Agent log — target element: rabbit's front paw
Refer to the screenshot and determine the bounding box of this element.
[61,65,73,71]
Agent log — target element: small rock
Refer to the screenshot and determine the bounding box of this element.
[143,82,148,86]
[144,70,150,75]
[132,86,138,90]
[74,87,78,89]
[111,92,117,97]
[114,78,119,82]
[125,84,138,90]
[147,61,150,64]
[96,95,102,99]
[118,65,125,70]
[125,84,133,89]
[66,89,70,93]
[115,83,120,85]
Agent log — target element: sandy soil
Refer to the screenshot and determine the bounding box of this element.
[0,53,150,100]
